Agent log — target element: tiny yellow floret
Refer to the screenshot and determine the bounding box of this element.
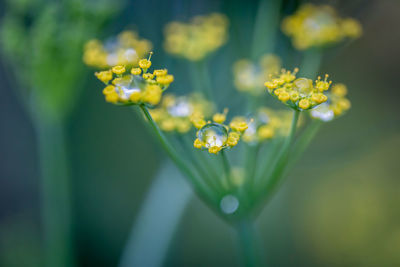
[112,65,126,75]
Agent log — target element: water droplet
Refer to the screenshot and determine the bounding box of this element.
[220,195,239,214]
[167,98,192,117]
[311,103,334,121]
[114,75,141,100]
[198,123,228,148]
[294,78,313,96]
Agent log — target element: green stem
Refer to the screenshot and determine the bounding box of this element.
[236,220,261,267]
[139,105,218,205]
[220,150,232,190]
[251,0,283,59]
[255,110,300,202]
[245,144,261,194]
[288,119,322,168]
[35,118,74,267]
[176,136,222,195]
[300,49,323,79]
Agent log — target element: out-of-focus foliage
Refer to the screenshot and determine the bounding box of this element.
[0,0,120,121]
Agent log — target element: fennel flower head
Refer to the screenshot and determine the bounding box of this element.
[265,67,351,119]
[282,4,362,50]
[233,54,281,95]
[192,109,249,154]
[163,13,229,61]
[84,30,152,69]
[95,54,174,106]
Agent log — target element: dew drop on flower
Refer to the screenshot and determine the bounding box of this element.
[311,103,334,121]
[198,123,228,148]
[294,78,313,96]
[220,195,239,214]
[168,98,192,117]
[114,75,141,100]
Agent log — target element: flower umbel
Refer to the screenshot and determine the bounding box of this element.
[192,111,248,154]
[282,4,363,50]
[84,30,152,69]
[164,13,229,61]
[264,68,331,110]
[233,54,281,95]
[95,54,173,106]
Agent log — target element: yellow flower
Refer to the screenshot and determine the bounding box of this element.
[83,30,152,69]
[131,68,142,75]
[112,65,126,75]
[233,54,282,95]
[156,74,174,85]
[153,69,168,76]
[264,68,331,110]
[282,4,363,50]
[193,114,248,153]
[311,83,351,121]
[164,13,229,61]
[94,54,174,106]
[95,70,113,83]
[139,59,151,69]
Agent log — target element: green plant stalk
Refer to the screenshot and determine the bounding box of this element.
[35,117,73,267]
[255,110,300,205]
[236,220,261,267]
[220,150,233,190]
[300,49,323,78]
[139,105,218,206]
[251,0,283,59]
[176,136,223,195]
[244,144,261,195]
[288,119,322,169]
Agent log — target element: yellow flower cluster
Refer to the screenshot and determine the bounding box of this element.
[192,110,248,154]
[264,68,332,110]
[83,30,152,68]
[311,83,351,121]
[233,54,281,95]
[282,4,362,50]
[164,13,229,61]
[95,56,174,106]
[242,108,293,143]
[150,93,213,133]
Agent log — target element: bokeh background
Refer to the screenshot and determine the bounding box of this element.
[1,0,400,266]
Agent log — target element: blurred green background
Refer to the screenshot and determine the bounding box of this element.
[1,0,400,266]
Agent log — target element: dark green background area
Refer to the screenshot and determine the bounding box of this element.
[1,0,400,266]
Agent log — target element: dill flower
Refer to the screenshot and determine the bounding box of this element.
[163,13,229,61]
[310,83,351,121]
[83,30,152,69]
[192,111,248,154]
[264,68,332,111]
[150,93,213,133]
[233,54,281,95]
[95,55,173,106]
[282,4,363,50]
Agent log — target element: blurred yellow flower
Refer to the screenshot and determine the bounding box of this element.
[310,83,351,121]
[233,54,281,95]
[164,13,229,61]
[150,93,213,133]
[282,4,362,50]
[83,30,152,69]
